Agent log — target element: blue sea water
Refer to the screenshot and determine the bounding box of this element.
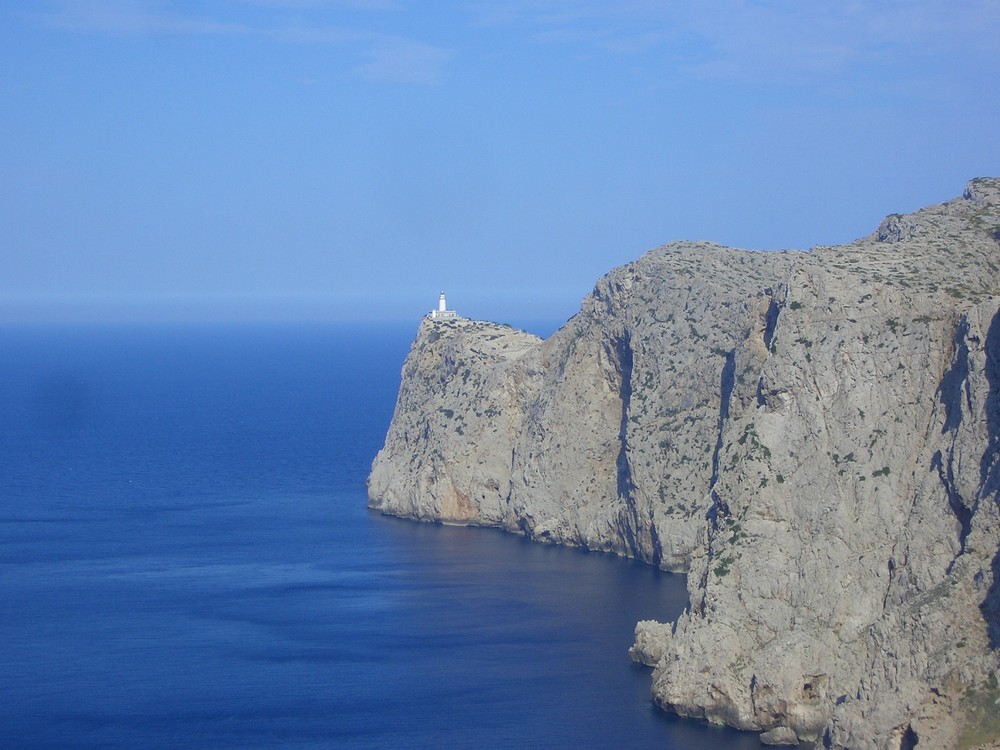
[0,323,761,749]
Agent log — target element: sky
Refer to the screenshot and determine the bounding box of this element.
[2,1,999,325]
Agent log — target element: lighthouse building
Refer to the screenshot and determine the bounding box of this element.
[430,292,458,320]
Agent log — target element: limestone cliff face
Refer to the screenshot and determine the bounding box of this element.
[368,178,1000,749]
[368,317,543,525]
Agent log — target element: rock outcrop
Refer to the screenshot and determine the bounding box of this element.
[368,178,1000,749]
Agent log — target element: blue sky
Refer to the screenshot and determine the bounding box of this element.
[2,1,998,324]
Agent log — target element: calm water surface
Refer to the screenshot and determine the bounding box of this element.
[0,323,761,749]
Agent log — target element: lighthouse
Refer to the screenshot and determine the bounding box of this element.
[430,291,457,320]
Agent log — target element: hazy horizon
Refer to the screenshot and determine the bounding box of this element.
[3,2,999,325]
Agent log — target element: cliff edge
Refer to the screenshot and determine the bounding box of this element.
[368,178,1000,749]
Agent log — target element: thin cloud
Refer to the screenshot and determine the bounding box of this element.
[463,0,629,28]
[682,1,1000,84]
[33,0,253,36]
[461,0,1000,84]
[239,0,404,8]
[354,39,453,85]
[240,0,406,12]
[29,0,451,85]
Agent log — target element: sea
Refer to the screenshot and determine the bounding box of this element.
[0,322,762,749]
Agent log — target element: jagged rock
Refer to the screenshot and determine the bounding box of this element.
[368,177,1000,748]
[628,620,674,667]
[760,726,800,746]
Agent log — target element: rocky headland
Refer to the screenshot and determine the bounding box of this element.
[368,178,1000,749]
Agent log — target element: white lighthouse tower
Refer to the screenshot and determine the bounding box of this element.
[430,291,457,320]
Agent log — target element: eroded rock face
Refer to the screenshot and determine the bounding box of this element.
[368,178,1000,748]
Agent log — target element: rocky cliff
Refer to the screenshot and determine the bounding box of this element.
[368,178,1000,749]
